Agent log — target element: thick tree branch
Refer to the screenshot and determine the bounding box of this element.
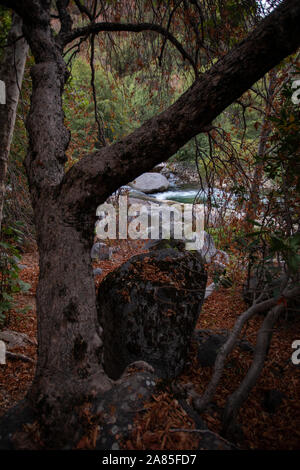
[60,0,300,216]
[0,0,51,26]
[56,0,72,36]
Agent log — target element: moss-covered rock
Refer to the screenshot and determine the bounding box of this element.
[97,245,207,379]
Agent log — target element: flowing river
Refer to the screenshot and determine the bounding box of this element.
[150,183,228,206]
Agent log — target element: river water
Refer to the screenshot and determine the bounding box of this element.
[150,183,228,206]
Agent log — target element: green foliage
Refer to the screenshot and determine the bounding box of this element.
[255,78,300,188]
[243,76,300,278]
[4,54,34,239]
[68,58,132,139]
[208,226,227,248]
[171,134,209,164]
[233,224,300,291]
[268,233,300,275]
[64,58,161,160]
[0,222,31,326]
[63,56,191,164]
[0,6,11,62]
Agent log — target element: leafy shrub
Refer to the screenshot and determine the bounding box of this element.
[0,222,31,326]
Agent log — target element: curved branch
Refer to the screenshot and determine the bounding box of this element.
[61,21,198,76]
[192,296,282,414]
[89,33,106,147]
[158,0,184,67]
[73,0,93,21]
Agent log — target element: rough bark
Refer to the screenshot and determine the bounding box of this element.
[0,13,28,232]
[7,5,112,448]
[0,0,299,449]
[27,201,111,446]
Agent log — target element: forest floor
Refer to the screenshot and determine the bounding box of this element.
[0,242,299,450]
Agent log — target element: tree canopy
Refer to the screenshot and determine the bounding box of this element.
[0,0,299,451]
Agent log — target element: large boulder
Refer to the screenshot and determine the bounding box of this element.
[92,364,236,450]
[91,242,112,261]
[97,240,207,379]
[194,330,254,368]
[93,366,158,450]
[129,172,170,194]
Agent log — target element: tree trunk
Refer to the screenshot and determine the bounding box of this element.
[14,12,112,447]
[0,13,28,232]
[29,198,111,447]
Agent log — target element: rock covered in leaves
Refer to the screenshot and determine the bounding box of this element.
[97,240,207,379]
[93,367,158,450]
[92,364,237,451]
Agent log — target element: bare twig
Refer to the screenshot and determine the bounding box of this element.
[90,33,106,147]
[6,351,35,363]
